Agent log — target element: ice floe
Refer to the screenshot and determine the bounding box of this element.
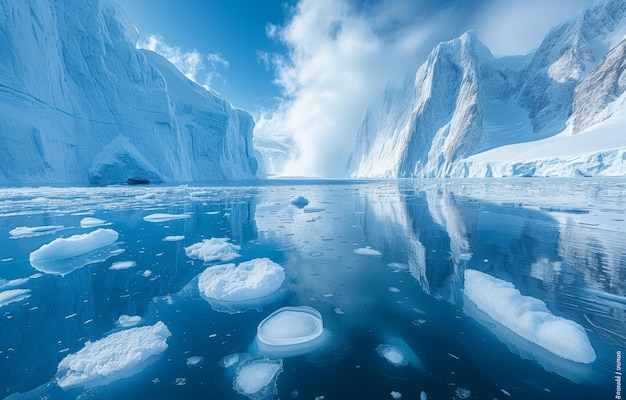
[198,258,285,313]
[109,261,137,270]
[9,225,64,238]
[233,357,283,400]
[185,238,241,263]
[55,321,171,389]
[463,269,596,363]
[143,213,191,223]
[117,315,142,328]
[353,246,382,256]
[29,229,119,275]
[80,217,108,228]
[0,289,31,307]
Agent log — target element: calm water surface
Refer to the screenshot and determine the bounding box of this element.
[0,179,624,399]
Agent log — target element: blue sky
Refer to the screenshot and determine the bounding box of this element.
[116,0,596,177]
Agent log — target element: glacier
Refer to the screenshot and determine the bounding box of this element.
[0,0,262,185]
[349,0,626,178]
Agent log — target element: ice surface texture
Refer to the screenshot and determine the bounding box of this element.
[56,321,171,389]
[257,306,323,346]
[198,258,285,303]
[0,0,261,184]
[463,269,596,363]
[185,238,241,263]
[233,357,283,400]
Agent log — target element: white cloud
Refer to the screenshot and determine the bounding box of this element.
[137,34,229,89]
[474,0,596,56]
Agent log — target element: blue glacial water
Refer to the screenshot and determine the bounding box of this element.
[0,179,624,399]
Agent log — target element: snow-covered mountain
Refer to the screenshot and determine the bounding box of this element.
[349,0,626,178]
[0,0,262,185]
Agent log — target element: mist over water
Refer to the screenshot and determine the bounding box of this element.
[0,179,624,399]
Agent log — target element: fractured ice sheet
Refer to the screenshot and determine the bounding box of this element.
[0,289,31,307]
[463,269,596,363]
[56,321,171,389]
[198,258,285,313]
[185,238,241,263]
[233,357,283,400]
[29,229,119,275]
[142,213,191,223]
[9,225,64,238]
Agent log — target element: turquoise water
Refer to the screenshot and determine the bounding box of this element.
[0,179,624,399]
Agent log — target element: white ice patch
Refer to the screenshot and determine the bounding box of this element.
[117,315,142,327]
[55,321,171,389]
[185,238,241,263]
[80,217,108,228]
[0,289,31,307]
[376,344,408,367]
[186,356,204,366]
[219,353,250,369]
[464,269,596,363]
[143,213,191,223]
[353,246,382,256]
[257,306,324,346]
[110,261,137,270]
[233,357,283,400]
[9,225,64,238]
[198,258,285,306]
[163,235,185,242]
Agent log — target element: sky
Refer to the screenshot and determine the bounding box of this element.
[115,0,596,177]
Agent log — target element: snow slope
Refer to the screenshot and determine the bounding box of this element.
[350,0,626,178]
[0,0,261,185]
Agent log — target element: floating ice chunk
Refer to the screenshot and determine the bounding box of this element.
[198,258,284,303]
[185,238,241,263]
[110,261,137,270]
[390,391,402,399]
[163,235,185,242]
[420,391,427,400]
[186,356,204,366]
[290,196,309,208]
[117,315,142,327]
[233,357,283,400]
[353,246,382,256]
[387,262,408,272]
[80,217,107,228]
[9,225,64,238]
[376,344,408,367]
[0,289,31,307]
[257,306,323,346]
[464,269,596,363]
[30,229,118,262]
[219,353,250,369]
[56,321,171,389]
[143,213,191,223]
[455,387,470,399]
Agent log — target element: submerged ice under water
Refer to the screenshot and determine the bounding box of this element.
[0,179,625,399]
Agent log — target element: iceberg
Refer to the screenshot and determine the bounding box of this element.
[463,269,596,363]
[185,238,241,263]
[56,321,171,389]
[29,228,119,275]
[233,357,283,400]
[197,258,285,313]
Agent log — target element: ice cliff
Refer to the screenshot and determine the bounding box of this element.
[0,0,262,185]
[349,0,626,178]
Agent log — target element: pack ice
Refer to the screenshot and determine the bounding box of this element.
[55,321,171,389]
[463,269,596,363]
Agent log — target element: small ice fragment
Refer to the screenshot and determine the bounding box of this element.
[233,357,283,400]
[80,217,107,228]
[501,388,511,396]
[30,229,118,263]
[9,225,64,238]
[185,238,241,263]
[186,356,204,366]
[65,313,77,319]
[143,213,191,223]
[142,270,152,277]
[290,389,299,398]
[117,315,142,327]
[174,377,186,386]
[334,307,345,315]
[387,262,408,272]
[376,344,408,367]
[321,293,334,298]
[420,391,427,400]
[205,211,220,215]
[163,235,185,242]
[0,289,31,307]
[198,258,285,302]
[110,261,137,270]
[290,196,309,209]
[353,246,382,256]
[390,391,402,399]
[257,306,323,346]
[315,397,325,400]
[219,353,247,369]
[448,353,460,360]
[455,387,471,399]
[55,321,171,389]
[209,334,217,338]
[388,287,401,293]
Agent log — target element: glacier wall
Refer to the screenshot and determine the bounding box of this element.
[0,0,261,185]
